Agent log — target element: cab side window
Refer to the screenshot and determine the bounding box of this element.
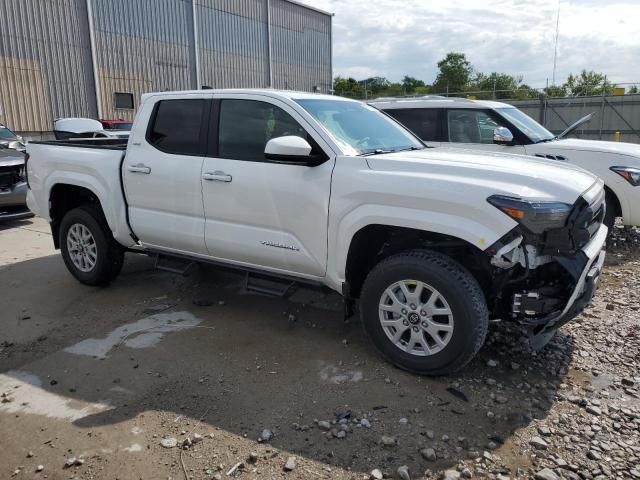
[218,99,310,162]
[384,108,441,142]
[447,110,504,144]
[148,99,206,155]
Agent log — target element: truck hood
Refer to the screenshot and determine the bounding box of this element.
[547,138,640,157]
[365,148,599,204]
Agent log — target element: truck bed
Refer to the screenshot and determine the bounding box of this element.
[26,139,135,247]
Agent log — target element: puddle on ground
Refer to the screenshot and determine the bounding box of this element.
[319,361,364,384]
[0,370,111,421]
[123,443,142,452]
[64,311,202,358]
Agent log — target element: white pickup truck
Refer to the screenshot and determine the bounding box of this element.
[26,89,607,375]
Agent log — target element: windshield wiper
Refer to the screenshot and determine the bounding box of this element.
[358,148,394,156]
[393,146,424,152]
[359,146,424,156]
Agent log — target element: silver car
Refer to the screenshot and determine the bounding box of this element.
[0,147,31,221]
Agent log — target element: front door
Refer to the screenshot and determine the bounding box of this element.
[441,109,526,154]
[201,96,335,278]
[123,95,209,255]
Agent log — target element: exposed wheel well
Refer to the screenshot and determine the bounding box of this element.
[49,184,103,249]
[604,185,622,218]
[344,224,491,300]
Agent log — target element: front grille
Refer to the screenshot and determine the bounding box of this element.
[0,165,24,189]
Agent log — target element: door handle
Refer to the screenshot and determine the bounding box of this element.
[127,163,151,174]
[202,171,232,182]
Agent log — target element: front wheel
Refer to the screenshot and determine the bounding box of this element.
[59,205,124,286]
[360,250,489,375]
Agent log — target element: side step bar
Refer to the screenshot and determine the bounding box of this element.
[155,254,197,275]
[244,271,298,298]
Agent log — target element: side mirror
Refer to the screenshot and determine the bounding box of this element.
[0,141,8,150]
[494,126,514,145]
[265,136,319,165]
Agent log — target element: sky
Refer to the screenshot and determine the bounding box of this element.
[304,0,640,88]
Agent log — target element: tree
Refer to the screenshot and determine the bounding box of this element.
[470,72,523,99]
[563,70,615,96]
[360,76,392,95]
[333,76,364,98]
[401,75,426,94]
[544,84,568,97]
[432,52,473,94]
[628,85,639,94]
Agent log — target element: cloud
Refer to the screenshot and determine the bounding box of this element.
[305,0,640,87]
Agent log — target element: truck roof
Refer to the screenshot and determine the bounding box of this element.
[141,89,355,103]
[368,96,514,110]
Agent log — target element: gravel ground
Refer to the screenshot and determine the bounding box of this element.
[0,219,638,480]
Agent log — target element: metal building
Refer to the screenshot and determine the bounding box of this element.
[0,0,333,136]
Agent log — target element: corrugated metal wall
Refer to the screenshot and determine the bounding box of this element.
[270,0,332,92]
[93,0,196,120]
[196,0,270,89]
[0,0,332,133]
[0,0,97,133]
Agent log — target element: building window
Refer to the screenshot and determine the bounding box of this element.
[114,92,135,110]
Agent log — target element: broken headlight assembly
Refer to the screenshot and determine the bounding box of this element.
[610,166,640,186]
[487,195,572,234]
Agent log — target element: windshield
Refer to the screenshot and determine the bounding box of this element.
[295,99,423,155]
[104,122,133,131]
[496,108,554,143]
[0,126,17,140]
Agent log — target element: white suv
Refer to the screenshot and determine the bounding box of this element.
[370,96,640,230]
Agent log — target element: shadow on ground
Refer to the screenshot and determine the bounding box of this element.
[0,248,578,477]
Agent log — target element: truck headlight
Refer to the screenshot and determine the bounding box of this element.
[610,166,640,186]
[488,195,572,234]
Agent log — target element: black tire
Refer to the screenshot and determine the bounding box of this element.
[360,250,488,375]
[59,205,124,286]
[603,190,617,232]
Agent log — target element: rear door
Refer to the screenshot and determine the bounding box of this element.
[123,94,210,255]
[201,95,335,278]
[383,108,443,146]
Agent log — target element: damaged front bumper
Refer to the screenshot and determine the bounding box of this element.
[521,224,607,349]
[489,221,608,350]
[485,183,609,349]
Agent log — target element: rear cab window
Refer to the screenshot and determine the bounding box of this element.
[383,108,443,142]
[147,99,207,156]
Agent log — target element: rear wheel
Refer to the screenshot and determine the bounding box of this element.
[360,250,488,375]
[59,205,124,285]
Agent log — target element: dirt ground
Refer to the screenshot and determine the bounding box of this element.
[1,217,638,480]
